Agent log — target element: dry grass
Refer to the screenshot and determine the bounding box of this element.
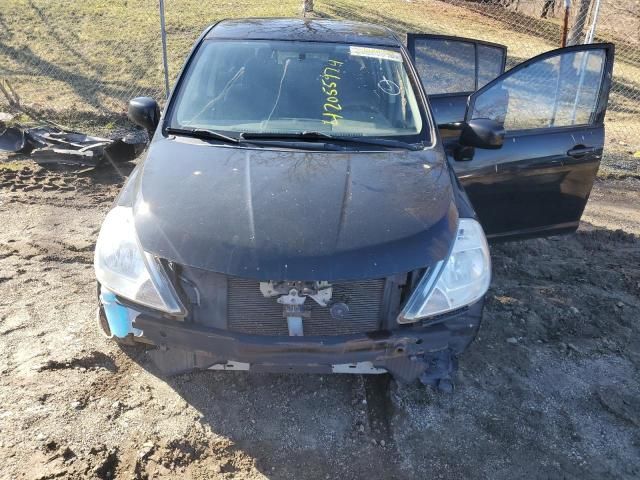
[0,0,638,157]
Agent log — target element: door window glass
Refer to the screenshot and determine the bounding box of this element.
[412,39,475,94]
[408,36,506,96]
[470,49,606,130]
[477,44,505,88]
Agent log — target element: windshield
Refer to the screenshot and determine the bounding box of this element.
[168,40,427,142]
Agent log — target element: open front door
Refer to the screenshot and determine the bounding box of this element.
[456,43,615,240]
[406,34,507,125]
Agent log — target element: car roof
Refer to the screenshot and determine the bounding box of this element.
[205,18,402,47]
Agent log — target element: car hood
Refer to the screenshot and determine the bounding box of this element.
[132,136,458,281]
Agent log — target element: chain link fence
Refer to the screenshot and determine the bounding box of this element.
[0,0,638,151]
[0,0,168,131]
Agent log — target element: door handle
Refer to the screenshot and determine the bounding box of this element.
[567,146,597,158]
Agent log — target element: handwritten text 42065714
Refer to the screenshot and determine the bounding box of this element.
[321,59,344,126]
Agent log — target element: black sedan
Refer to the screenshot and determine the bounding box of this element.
[94,18,614,391]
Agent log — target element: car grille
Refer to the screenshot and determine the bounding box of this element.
[227,277,387,336]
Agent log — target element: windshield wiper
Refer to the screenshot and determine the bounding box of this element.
[240,131,423,151]
[166,128,417,151]
[166,127,343,151]
[166,127,240,144]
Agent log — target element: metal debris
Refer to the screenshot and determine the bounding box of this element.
[0,123,146,167]
[0,126,26,153]
[0,80,145,167]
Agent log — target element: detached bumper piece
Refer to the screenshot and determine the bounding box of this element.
[132,300,482,386]
[1,82,145,166]
[0,125,146,167]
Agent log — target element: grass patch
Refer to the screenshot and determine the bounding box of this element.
[0,0,638,149]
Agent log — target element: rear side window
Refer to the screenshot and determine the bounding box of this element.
[408,36,506,96]
[413,39,475,94]
[477,44,505,89]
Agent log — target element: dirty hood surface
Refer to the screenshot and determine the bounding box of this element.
[133,137,458,281]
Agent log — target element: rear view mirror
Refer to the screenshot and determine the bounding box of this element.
[459,118,505,149]
[128,97,160,135]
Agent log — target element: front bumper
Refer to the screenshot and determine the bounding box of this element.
[130,299,484,383]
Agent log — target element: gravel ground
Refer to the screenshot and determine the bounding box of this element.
[0,158,639,480]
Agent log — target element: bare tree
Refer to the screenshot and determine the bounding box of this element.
[541,0,556,18]
[302,0,314,16]
[567,0,593,45]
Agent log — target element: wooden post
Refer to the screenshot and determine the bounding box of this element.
[561,0,571,47]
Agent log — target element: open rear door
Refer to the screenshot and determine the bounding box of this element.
[456,43,615,240]
[406,34,507,126]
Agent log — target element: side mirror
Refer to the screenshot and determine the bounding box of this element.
[128,97,160,135]
[459,118,505,150]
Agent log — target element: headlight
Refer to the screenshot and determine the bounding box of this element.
[398,218,490,323]
[94,206,184,315]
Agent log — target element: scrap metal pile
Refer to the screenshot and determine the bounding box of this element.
[0,123,146,167]
[0,80,145,167]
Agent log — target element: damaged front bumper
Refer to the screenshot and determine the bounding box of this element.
[126,300,483,385]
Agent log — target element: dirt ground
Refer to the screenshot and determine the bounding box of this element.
[0,156,639,480]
